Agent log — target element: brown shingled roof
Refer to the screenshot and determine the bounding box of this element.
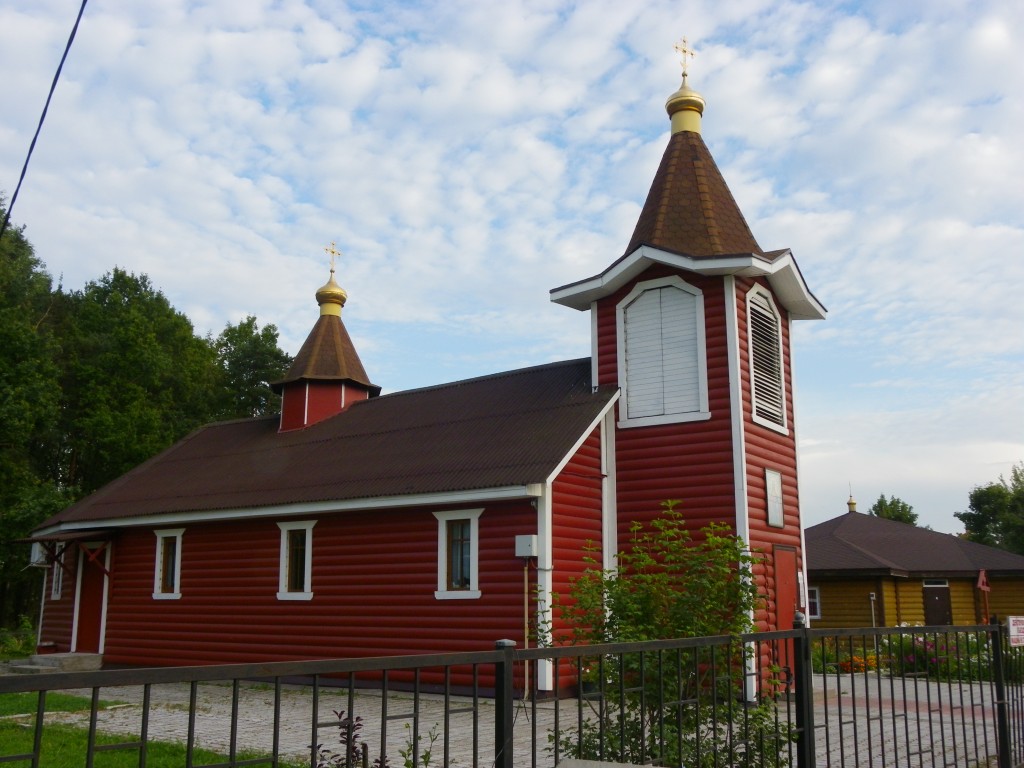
[806,512,1024,577]
[271,314,379,394]
[624,130,762,258]
[39,359,615,528]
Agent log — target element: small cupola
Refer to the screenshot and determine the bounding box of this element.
[273,244,380,432]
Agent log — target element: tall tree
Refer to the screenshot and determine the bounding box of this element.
[214,315,292,419]
[0,205,67,625]
[868,494,918,525]
[956,463,1024,554]
[56,268,220,494]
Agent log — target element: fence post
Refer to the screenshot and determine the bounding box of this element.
[494,639,516,768]
[991,616,1012,768]
[792,611,815,768]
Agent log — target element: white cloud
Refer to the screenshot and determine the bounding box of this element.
[1,0,1021,535]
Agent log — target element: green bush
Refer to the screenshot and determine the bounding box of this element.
[0,615,35,660]
[548,501,794,767]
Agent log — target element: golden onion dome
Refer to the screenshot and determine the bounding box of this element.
[666,37,705,135]
[316,242,348,316]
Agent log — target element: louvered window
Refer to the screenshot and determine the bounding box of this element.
[748,289,786,429]
[616,277,709,427]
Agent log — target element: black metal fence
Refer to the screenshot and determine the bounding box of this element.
[1,621,1022,767]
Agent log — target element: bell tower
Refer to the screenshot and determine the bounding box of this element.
[550,43,826,631]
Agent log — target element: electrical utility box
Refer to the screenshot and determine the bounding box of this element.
[515,534,538,558]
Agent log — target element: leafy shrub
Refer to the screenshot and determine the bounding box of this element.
[548,501,794,767]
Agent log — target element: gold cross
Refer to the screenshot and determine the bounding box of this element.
[674,37,697,78]
[324,241,341,273]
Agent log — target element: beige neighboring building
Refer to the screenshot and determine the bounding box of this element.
[805,503,1024,628]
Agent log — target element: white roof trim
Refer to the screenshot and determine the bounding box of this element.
[550,245,826,320]
[33,484,547,535]
[544,390,620,485]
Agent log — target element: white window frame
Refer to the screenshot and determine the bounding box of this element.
[747,286,788,434]
[806,586,821,620]
[50,545,65,600]
[433,509,483,600]
[153,528,184,600]
[277,520,315,601]
[765,469,784,528]
[616,275,710,428]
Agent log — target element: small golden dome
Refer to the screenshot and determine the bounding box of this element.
[316,271,347,316]
[666,76,705,135]
[667,38,705,135]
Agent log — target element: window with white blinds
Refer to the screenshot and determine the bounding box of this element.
[748,288,787,430]
[616,277,708,427]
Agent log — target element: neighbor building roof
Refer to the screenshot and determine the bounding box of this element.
[37,358,616,531]
[805,512,1024,577]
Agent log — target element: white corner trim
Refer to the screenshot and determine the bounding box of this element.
[725,276,750,544]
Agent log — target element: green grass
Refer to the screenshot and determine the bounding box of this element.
[0,692,122,717]
[0,720,307,767]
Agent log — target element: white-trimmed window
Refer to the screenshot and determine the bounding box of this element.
[806,587,821,620]
[50,546,65,600]
[433,509,483,600]
[765,469,784,528]
[153,529,184,599]
[747,286,787,432]
[277,521,315,601]
[616,276,709,427]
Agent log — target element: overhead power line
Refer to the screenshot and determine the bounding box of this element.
[0,0,90,243]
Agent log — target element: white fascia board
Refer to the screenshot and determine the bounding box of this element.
[550,246,826,321]
[761,251,827,321]
[543,391,620,486]
[35,485,546,534]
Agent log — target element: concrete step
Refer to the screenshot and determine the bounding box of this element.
[7,663,59,675]
[9,653,103,674]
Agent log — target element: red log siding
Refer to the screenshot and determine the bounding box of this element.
[38,546,78,653]
[734,277,803,631]
[280,381,370,431]
[594,267,805,633]
[550,427,604,637]
[595,266,737,537]
[97,500,536,681]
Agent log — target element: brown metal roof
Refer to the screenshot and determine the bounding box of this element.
[271,314,379,394]
[806,512,1024,576]
[623,130,762,259]
[40,359,615,528]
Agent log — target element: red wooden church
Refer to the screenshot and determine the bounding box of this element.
[28,68,825,692]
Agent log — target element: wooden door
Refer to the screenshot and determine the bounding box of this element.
[923,581,952,626]
[774,546,799,630]
[74,543,108,653]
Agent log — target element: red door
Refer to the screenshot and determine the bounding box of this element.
[774,546,799,680]
[74,544,108,653]
[774,546,799,630]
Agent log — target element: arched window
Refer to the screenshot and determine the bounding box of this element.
[616,276,709,427]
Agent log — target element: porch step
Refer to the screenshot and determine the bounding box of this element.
[8,653,103,674]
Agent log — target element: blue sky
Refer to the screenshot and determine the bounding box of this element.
[1,0,1021,532]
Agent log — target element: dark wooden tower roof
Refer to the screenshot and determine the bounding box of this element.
[271,313,379,395]
[623,129,762,259]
